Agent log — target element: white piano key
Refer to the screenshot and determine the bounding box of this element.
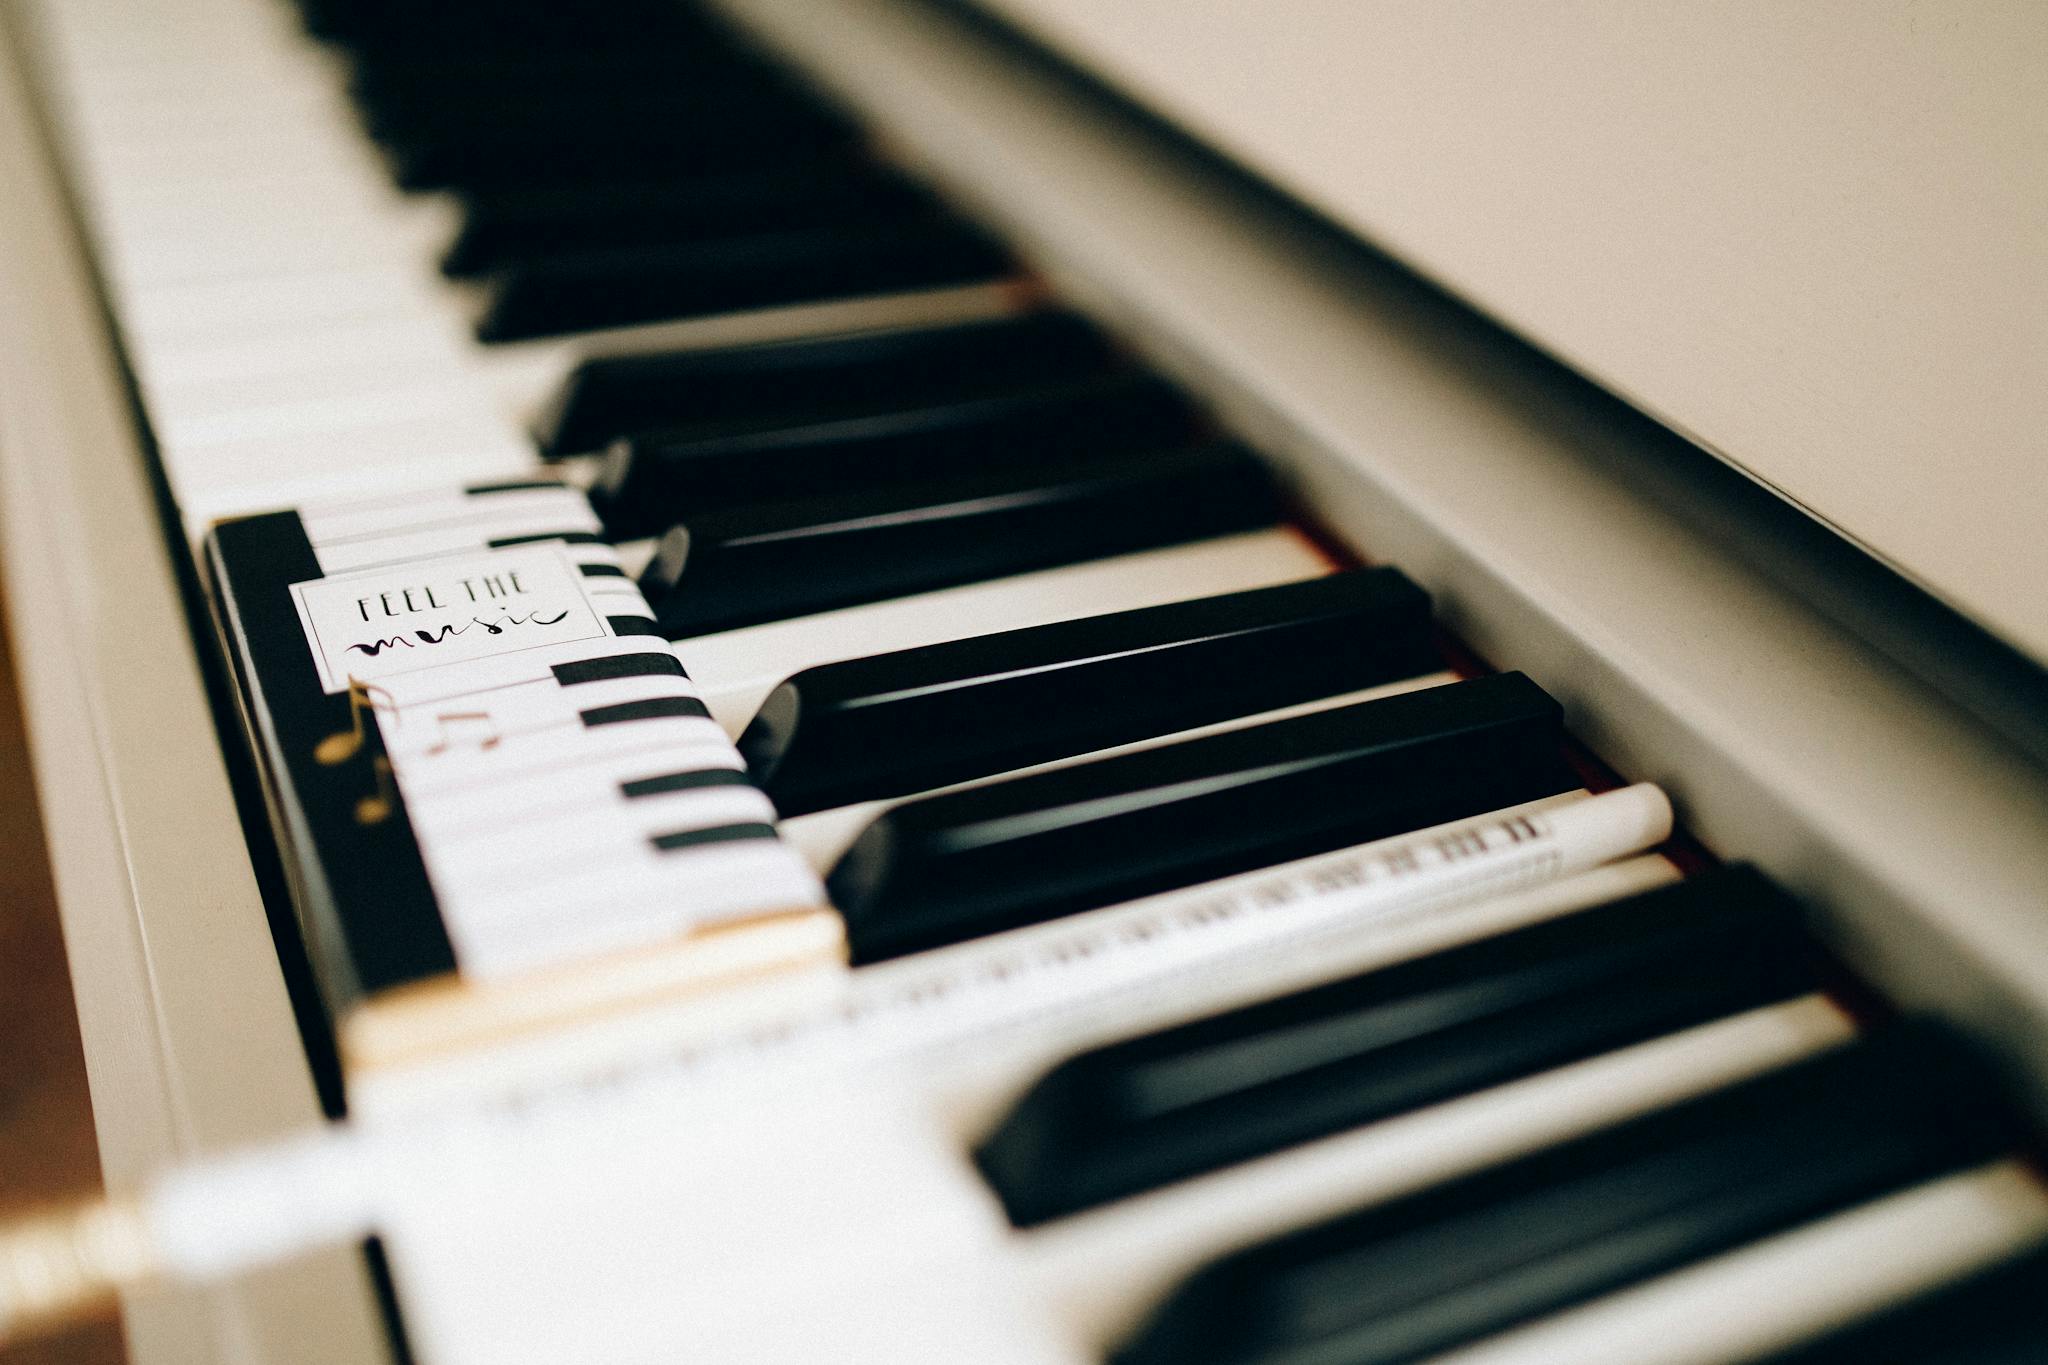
[92,183,396,243]
[475,847,827,957]
[310,512,604,575]
[381,678,723,768]
[374,1076,1077,1365]
[77,135,387,192]
[157,381,524,451]
[394,728,739,805]
[406,748,750,843]
[167,424,536,525]
[422,786,781,897]
[442,843,829,980]
[171,438,531,506]
[101,214,440,291]
[579,581,653,616]
[122,268,454,344]
[686,527,1337,733]
[394,716,738,802]
[86,172,439,245]
[402,726,741,802]
[65,78,343,130]
[128,315,476,391]
[176,445,538,535]
[301,484,592,545]
[142,359,487,432]
[68,106,353,159]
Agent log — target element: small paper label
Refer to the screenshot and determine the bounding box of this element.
[290,543,609,694]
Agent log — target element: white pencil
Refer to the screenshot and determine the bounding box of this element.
[0,783,1672,1341]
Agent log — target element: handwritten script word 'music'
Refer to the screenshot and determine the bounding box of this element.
[295,542,610,693]
[347,611,572,658]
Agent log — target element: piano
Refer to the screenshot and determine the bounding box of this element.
[1,0,2044,1360]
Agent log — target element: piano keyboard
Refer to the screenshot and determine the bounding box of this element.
[6,0,2048,1361]
[29,0,1029,530]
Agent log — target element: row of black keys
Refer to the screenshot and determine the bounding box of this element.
[674,535,2047,1358]
[510,354,2048,1362]
[296,0,1013,340]
[968,864,2042,1363]
[298,0,1340,643]
[707,567,2041,1355]
[588,556,1559,964]
[296,0,1293,640]
[542,311,1281,641]
[601,547,2031,1356]
[505,290,2044,1365]
[547,521,2048,1361]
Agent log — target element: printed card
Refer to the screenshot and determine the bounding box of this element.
[290,542,610,693]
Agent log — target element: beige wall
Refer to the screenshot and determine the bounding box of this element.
[978,0,2048,664]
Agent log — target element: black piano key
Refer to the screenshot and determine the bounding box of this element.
[348,50,776,121]
[460,479,560,496]
[649,822,779,853]
[828,672,1576,963]
[741,568,1435,817]
[638,441,1278,639]
[357,69,801,146]
[484,531,604,548]
[550,653,687,687]
[606,615,663,638]
[593,371,1196,538]
[578,696,712,728]
[383,102,859,193]
[620,768,755,800]
[441,168,938,278]
[1755,1245,2048,1365]
[536,310,1119,458]
[312,0,714,52]
[1117,1024,2019,1365]
[355,63,826,143]
[473,219,1013,343]
[978,865,1821,1226]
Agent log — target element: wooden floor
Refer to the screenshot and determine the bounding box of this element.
[0,589,128,1365]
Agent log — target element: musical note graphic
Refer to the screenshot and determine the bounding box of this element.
[354,756,396,826]
[425,709,502,757]
[315,677,395,766]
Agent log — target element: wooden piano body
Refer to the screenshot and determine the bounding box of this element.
[0,1,2043,1360]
